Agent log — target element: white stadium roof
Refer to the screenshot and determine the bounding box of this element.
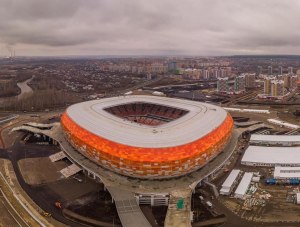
[241,146,300,166]
[66,95,228,148]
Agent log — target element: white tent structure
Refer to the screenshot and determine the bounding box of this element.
[234,172,253,199]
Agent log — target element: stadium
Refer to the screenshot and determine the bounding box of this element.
[61,95,234,179]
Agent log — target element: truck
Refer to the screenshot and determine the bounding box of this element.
[265,178,277,185]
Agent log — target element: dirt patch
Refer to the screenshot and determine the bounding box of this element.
[18,157,68,185]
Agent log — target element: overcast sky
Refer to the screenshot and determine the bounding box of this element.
[1,0,300,56]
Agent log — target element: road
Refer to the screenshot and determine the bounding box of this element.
[0,141,85,227]
[0,189,27,227]
[151,81,217,90]
[0,119,27,149]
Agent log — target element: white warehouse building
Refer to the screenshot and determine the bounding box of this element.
[250,134,300,146]
[234,172,253,199]
[274,167,300,179]
[220,169,241,195]
[241,146,300,167]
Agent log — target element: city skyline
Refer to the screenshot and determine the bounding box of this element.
[1,0,300,56]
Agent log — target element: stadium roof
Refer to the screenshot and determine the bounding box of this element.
[241,146,300,166]
[65,95,228,148]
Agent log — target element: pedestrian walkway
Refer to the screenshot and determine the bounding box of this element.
[164,188,192,227]
[107,187,152,227]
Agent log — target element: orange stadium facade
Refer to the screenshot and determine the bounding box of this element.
[61,98,234,179]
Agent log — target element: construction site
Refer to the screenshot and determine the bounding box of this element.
[201,107,300,226]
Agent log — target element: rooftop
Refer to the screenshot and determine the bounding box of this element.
[250,134,300,143]
[274,166,300,179]
[242,146,300,165]
[234,172,253,198]
[65,95,228,148]
[221,169,240,189]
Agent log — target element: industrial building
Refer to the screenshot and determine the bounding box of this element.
[274,167,300,179]
[234,172,253,199]
[267,119,300,129]
[241,146,300,167]
[250,134,300,146]
[224,108,270,114]
[220,169,241,195]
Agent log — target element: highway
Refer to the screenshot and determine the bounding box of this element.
[0,189,26,227]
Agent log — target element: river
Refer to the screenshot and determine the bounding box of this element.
[16,76,34,100]
[0,76,34,104]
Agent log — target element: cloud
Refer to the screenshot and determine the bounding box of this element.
[0,0,300,56]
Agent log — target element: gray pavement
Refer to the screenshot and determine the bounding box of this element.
[164,188,192,227]
[107,187,152,227]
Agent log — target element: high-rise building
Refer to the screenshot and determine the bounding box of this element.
[202,69,209,80]
[220,69,226,78]
[257,66,263,75]
[288,67,293,74]
[234,75,245,93]
[151,63,167,74]
[264,77,273,95]
[167,61,177,72]
[280,74,298,90]
[217,77,229,93]
[271,80,285,97]
[245,74,256,88]
[214,69,219,78]
[278,66,283,75]
[282,75,290,88]
[268,66,273,75]
[290,75,298,89]
[182,68,201,80]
